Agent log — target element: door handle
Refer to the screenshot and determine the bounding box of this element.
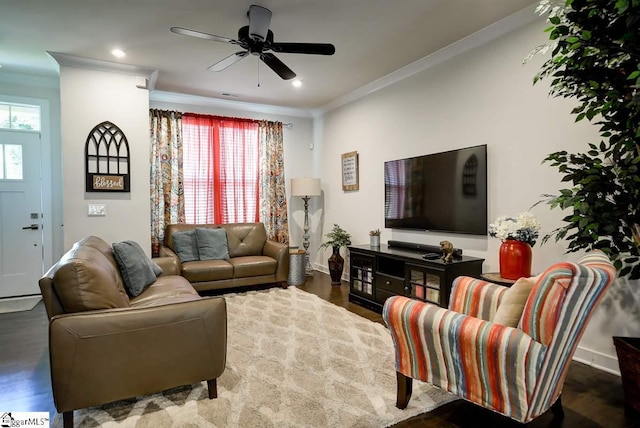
[22,224,39,230]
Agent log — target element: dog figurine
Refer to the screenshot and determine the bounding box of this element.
[440,240,454,263]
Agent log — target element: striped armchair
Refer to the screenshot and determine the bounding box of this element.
[382,251,616,423]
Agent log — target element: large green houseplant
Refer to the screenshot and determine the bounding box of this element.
[532,0,640,412]
[533,0,640,278]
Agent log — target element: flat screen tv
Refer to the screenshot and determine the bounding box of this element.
[384,144,488,235]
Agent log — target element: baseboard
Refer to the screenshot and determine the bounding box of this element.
[572,345,620,376]
[0,295,42,314]
[312,264,350,283]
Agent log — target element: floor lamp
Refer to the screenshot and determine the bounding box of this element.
[291,177,321,274]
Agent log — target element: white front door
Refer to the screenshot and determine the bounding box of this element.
[0,130,43,297]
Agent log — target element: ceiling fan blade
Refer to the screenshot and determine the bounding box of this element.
[270,42,335,55]
[260,53,296,80]
[248,5,272,41]
[208,51,249,72]
[170,27,238,45]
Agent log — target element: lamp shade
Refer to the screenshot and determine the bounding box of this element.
[291,177,321,197]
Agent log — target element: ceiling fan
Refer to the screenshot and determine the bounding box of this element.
[170,4,335,80]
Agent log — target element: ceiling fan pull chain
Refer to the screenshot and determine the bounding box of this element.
[257,57,261,87]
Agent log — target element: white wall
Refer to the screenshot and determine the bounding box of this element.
[317,18,580,269]
[315,16,637,373]
[59,67,151,252]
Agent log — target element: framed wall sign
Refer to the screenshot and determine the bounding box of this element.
[341,151,359,191]
[85,121,131,192]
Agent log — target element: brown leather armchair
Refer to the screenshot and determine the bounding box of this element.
[39,236,227,428]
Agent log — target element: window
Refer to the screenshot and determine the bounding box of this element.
[182,114,259,224]
[0,144,23,180]
[0,103,41,131]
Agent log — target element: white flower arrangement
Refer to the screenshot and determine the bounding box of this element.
[488,212,541,247]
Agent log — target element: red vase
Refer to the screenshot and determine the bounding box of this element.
[499,240,532,280]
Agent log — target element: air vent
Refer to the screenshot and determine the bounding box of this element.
[221,92,240,97]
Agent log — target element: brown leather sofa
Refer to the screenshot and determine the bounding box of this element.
[38,236,227,428]
[160,222,289,292]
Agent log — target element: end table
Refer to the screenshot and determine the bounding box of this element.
[481,272,517,287]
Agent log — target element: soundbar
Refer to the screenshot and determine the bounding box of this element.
[387,240,463,257]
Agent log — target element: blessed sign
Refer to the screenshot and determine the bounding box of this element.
[92,175,125,191]
[84,121,131,192]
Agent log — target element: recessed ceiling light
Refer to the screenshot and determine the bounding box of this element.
[292,79,302,88]
[111,48,126,58]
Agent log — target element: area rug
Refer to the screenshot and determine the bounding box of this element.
[0,295,41,314]
[54,286,455,427]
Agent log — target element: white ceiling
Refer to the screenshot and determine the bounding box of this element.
[1,0,538,110]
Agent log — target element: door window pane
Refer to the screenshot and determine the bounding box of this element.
[0,104,9,129]
[1,144,23,180]
[0,103,40,131]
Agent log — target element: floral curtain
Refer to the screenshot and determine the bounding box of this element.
[258,120,289,243]
[149,109,184,256]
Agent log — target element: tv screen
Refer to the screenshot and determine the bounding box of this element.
[384,144,487,235]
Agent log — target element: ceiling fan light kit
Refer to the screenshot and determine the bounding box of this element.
[248,4,271,41]
[170,4,335,81]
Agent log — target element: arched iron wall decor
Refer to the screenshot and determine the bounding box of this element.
[85,121,131,192]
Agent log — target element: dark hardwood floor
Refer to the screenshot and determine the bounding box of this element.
[1,272,638,427]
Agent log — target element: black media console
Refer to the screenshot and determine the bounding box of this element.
[348,243,484,312]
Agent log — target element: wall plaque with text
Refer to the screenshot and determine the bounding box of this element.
[85,121,130,192]
[341,151,359,191]
[92,175,125,191]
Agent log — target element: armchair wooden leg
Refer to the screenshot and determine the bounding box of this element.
[396,371,413,409]
[207,378,218,399]
[62,411,74,428]
[551,395,564,419]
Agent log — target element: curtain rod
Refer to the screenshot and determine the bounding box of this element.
[157,109,293,129]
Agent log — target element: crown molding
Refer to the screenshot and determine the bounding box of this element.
[0,70,59,89]
[47,52,158,90]
[311,4,541,117]
[149,90,313,118]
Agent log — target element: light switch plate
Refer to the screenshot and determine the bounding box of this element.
[88,204,106,216]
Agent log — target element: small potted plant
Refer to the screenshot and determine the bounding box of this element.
[320,224,352,285]
[369,229,381,248]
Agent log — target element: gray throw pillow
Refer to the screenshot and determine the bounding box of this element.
[196,228,230,260]
[112,240,162,297]
[172,229,200,263]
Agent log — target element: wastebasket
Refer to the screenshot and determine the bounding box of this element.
[288,248,306,286]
